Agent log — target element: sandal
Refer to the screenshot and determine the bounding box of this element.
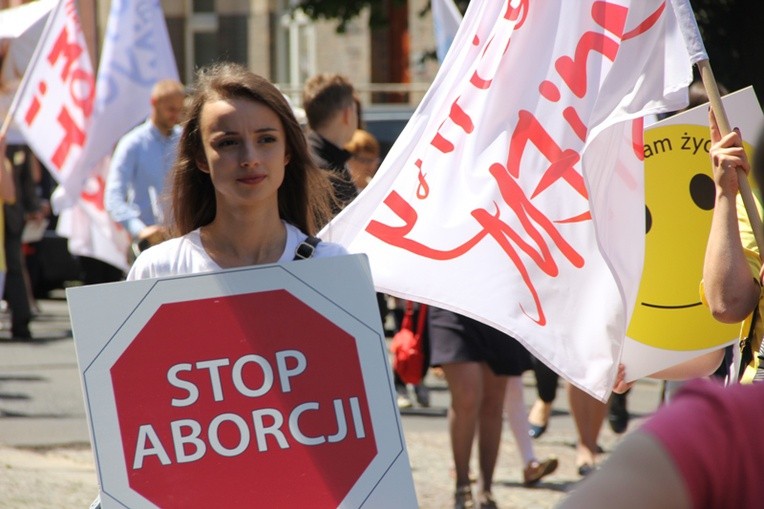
[477,491,498,509]
[454,485,475,509]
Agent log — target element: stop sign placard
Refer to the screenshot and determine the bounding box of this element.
[68,255,416,508]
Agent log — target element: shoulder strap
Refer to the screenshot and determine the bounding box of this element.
[293,235,321,260]
[415,304,428,338]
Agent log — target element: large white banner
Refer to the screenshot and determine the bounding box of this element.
[322,0,696,398]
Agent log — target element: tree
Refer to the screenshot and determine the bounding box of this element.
[293,0,403,32]
[692,0,764,105]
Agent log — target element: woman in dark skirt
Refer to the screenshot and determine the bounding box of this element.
[429,307,554,509]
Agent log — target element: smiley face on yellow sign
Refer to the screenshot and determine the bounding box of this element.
[627,124,743,351]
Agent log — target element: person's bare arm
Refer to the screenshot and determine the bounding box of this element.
[702,110,759,323]
[557,432,690,509]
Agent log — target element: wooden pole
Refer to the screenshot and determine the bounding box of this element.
[698,59,764,258]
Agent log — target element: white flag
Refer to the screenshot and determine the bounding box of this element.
[0,0,56,144]
[52,0,178,271]
[322,0,695,399]
[7,0,94,178]
[432,0,462,63]
[0,0,56,38]
[55,158,131,271]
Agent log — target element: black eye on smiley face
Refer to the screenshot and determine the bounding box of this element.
[644,172,715,235]
[689,173,715,211]
[640,171,716,310]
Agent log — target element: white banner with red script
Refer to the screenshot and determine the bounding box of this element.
[7,0,94,184]
[321,0,695,399]
[67,255,417,509]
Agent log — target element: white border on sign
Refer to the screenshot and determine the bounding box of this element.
[77,260,408,508]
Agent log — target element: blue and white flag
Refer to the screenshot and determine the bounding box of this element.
[432,0,462,63]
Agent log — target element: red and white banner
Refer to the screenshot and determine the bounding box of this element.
[7,0,94,183]
[53,0,179,271]
[51,0,179,210]
[55,157,131,271]
[322,0,697,398]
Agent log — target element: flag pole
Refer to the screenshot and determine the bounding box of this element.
[697,59,764,257]
[0,113,11,138]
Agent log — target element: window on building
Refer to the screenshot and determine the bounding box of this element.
[193,0,215,13]
[185,0,219,81]
[274,5,315,99]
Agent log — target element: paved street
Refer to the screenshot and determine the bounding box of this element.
[0,290,664,508]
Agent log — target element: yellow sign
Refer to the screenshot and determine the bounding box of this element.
[627,124,744,350]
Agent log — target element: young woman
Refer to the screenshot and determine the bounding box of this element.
[128,62,346,280]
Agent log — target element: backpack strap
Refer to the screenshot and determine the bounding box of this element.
[293,235,321,260]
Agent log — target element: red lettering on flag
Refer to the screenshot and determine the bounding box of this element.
[81,175,105,211]
[508,110,586,199]
[51,106,86,171]
[622,3,666,40]
[555,32,620,98]
[503,0,529,27]
[366,191,487,260]
[563,107,587,142]
[415,160,429,199]
[69,68,95,118]
[591,1,629,38]
[47,27,84,81]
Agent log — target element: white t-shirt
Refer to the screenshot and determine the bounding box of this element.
[127,221,348,281]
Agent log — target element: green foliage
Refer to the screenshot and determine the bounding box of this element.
[293,0,407,32]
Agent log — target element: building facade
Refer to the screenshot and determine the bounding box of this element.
[2,0,442,105]
[85,0,440,108]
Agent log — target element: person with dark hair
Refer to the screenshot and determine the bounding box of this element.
[0,133,17,310]
[127,62,345,280]
[527,355,559,438]
[301,73,359,214]
[89,65,348,509]
[2,143,41,340]
[429,307,539,509]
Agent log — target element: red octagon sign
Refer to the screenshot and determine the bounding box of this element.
[109,289,376,507]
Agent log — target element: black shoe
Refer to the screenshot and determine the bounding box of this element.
[528,423,547,439]
[608,391,629,434]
